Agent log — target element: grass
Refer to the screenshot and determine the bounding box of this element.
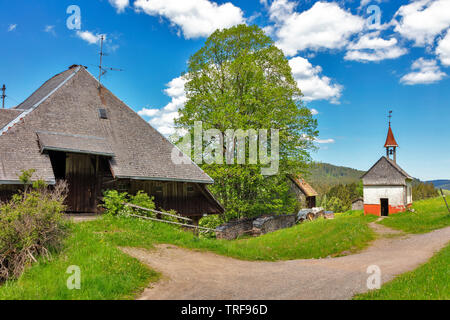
[377,196,450,234]
[0,211,377,299]
[354,195,450,300]
[355,243,450,300]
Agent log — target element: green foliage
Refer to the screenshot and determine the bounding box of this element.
[412,181,439,201]
[175,24,317,220]
[102,190,129,216]
[308,163,365,195]
[18,169,36,185]
[320,183,362,212]
[0,180,69,282]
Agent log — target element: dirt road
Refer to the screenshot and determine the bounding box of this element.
[122,222,450,300]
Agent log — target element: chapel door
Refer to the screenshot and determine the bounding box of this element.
[380,198,389,216]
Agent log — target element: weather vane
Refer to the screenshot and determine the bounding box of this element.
[388,110,392,126]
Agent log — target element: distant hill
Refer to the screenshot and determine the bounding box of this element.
[426,180,450,190]
[306,163,365,194]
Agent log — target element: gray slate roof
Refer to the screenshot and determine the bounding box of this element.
[0,66,213,184]
[362,156,412,186]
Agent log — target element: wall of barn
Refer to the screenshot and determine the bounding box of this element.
[107,179,220,217]
[0,184,23,203]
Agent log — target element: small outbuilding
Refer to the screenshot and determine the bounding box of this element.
[289,175,318,208]
[362,118,412,216]
[351,198,364,211]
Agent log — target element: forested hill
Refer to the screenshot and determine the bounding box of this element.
[306,163,365,194]
[427,180,450,190]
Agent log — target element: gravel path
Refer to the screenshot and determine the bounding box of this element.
[122,221,450,300]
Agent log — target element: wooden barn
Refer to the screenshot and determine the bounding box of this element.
[0,65,224,221]
[289,175,318,209]
[362,120,412,216]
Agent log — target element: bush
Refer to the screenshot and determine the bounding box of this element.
[0,180,69,282]
[102,190,156,217]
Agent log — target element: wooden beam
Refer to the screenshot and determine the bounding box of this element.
[124,203,193,222]
[127,213,214,232]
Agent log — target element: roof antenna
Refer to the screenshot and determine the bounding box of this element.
[97,35,123,89]
[1,84,5,109]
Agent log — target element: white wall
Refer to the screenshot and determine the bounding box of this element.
[363,185,406,206]
[406,181,413,204]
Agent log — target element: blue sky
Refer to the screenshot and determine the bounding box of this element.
[1,0,449,180]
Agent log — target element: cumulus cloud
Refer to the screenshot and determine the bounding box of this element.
[269,1,365,56]
[109,0,129,13]
[7,24,17,32]
[134,0,245,39]
[76,30,106,45]
[345,32,407,62]
[289,57,343,104]
[393,0,450,46]
[436,29,450,66]
[310,108,319,116]
[400,58,446,85]
[138,76,187,135]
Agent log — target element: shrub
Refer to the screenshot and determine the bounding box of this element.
[0,180,69,282]
[102,190,156,217]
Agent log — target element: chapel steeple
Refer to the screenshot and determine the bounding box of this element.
[384,111,399,163]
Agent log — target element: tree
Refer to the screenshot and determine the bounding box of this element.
[175,25,318,220]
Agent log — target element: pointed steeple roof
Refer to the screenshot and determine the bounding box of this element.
[384,124,398,147]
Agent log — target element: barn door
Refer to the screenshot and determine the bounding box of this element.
[65,154,98,213]
[380,198,389,216]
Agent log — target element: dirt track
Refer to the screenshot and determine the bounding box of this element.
[122,222,450,300]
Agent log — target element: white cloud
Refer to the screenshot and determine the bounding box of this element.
[7,24,17,32]
[109,0,129,13]
[138,76,187,135]
[393,0,450,46]
[310,108,319,116]
[76,30,106,45]
[134,0,245,39]
[315,138,335,144]
[345,32,407,62]
[400,58,446,85]
[289,57,343,104]
[44,25,56,36]
[269,1,365,56]
[436,29,450,66]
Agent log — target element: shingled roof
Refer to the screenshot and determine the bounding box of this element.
[362,156,412,186]
[0,66,213,184]
[289,175,318,197]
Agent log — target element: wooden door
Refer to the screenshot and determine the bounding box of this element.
[65,154,98,213]
[381,198,389,216]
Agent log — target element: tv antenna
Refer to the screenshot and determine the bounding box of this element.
[1,84,5,109]
[97,35,123,89]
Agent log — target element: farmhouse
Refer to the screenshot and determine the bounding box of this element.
[0,65,224,220]
[362,120,412,216]
[289,175,318,208]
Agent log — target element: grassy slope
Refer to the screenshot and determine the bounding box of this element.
[378,196,450,234]
[0,211,377,300]
[356,196,450,300]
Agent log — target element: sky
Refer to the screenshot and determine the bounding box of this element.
[1,0,449,181]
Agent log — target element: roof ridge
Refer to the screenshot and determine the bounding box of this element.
[0,66,81,136]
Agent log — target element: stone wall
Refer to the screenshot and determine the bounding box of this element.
[252,215,296,236]
[216,214,297,240]
[215,217,256,240]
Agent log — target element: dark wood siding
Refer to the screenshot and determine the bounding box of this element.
[65,153,98,213]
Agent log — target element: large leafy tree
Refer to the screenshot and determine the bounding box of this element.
[176,24,318,219]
